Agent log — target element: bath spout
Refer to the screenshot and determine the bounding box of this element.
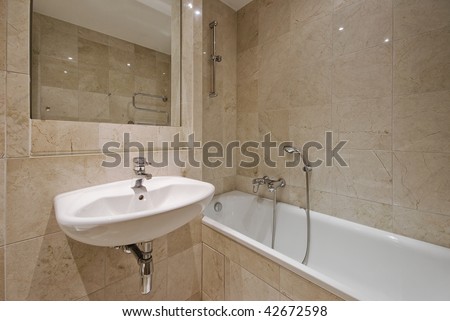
[252,176,270,193]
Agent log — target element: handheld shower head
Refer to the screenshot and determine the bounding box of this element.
[283,146,301,154]
[284,145,311,167]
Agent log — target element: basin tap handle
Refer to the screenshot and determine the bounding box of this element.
[133,157,152,179]
[133,157,149,167]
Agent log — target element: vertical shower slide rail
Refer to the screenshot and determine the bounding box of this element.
[209,21,222,97]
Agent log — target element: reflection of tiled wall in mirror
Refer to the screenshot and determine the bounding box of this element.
[31,13,171,125]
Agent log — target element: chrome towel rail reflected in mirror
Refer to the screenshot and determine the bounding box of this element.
[131,92,169,126]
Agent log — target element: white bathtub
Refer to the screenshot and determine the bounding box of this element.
[202,191,450,300]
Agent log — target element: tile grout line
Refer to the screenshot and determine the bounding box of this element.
[391,0,395,232]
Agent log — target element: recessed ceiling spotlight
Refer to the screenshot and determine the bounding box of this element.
[338,27,344,31]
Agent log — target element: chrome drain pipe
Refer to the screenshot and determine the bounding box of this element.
[122,241,153,294]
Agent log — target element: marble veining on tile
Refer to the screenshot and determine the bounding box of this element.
[393,0,450,40]
[393,152,450,216]
[333,0,392,57]
[7,0,30,73]
[393,27,450,96]
[6,232,105,300]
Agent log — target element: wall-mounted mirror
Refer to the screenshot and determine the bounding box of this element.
[31,0,181,127]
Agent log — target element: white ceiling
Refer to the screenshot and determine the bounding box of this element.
[220,0,253,11]
[34,0,173,54]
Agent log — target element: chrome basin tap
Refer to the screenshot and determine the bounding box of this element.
[133,157,152,179]
[133,157,152,190]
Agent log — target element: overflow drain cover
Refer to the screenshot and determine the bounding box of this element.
[214,202,222,212]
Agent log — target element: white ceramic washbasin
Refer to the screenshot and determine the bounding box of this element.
[54,176,215,247]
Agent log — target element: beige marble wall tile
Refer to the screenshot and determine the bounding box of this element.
[0,71,5,157]
[31,120,100,154]
[223,109,237,144]
[0,0,6,70]
[291,15,332,65]
[259,110,289,142]
[78,27,109,45]
[6,232,105,300]
[333,43,392,101]
[77,289,105,301]
[201,291,211,301]
[237,112,259,142]
[167,216,202,257]
[203,101,224,142]
[0,246,4,300]
[104,260,167,301]
[109,37,135,52]
[333,0,392,57]
[333,194,393,231]
[289,104,332,147]
[237,78,258,113]
[290,0,333,24]
[40,56,79,90]
[393,27,450,96]
[393,206,450,248]
[280,267,342,300]
[38,14,78,61]
[78,38,108,68]
[310,189,334,215]
[186,292,202,301]
[105,247,140,285]
[109,70,134,96]
[393,152,450,216]
[334,149,392,205]
[237,0,258,53]
[7,0,30,73]
[286,185,307,208]
[224,259,280,301]
[393,0,450,40]
[109,95,131,124]
[6,155,127,244]
[167,244,202,300]
[109,47,135,74]
[78,92,110,122]
[6,72,29,157]
[237,47,259,84]
[334,0,363,10]
[39,86,79,121]
[334,97,392,150]
[78,63,109,94]
[202,244,225,300]
[258,33,292,111]
[290,60,332,108]
[393,90,450,152]
[259,0,290,44]
[223,176,236,192]
[134,46,156,79]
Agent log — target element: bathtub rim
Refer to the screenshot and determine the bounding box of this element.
[202,215,358,301]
